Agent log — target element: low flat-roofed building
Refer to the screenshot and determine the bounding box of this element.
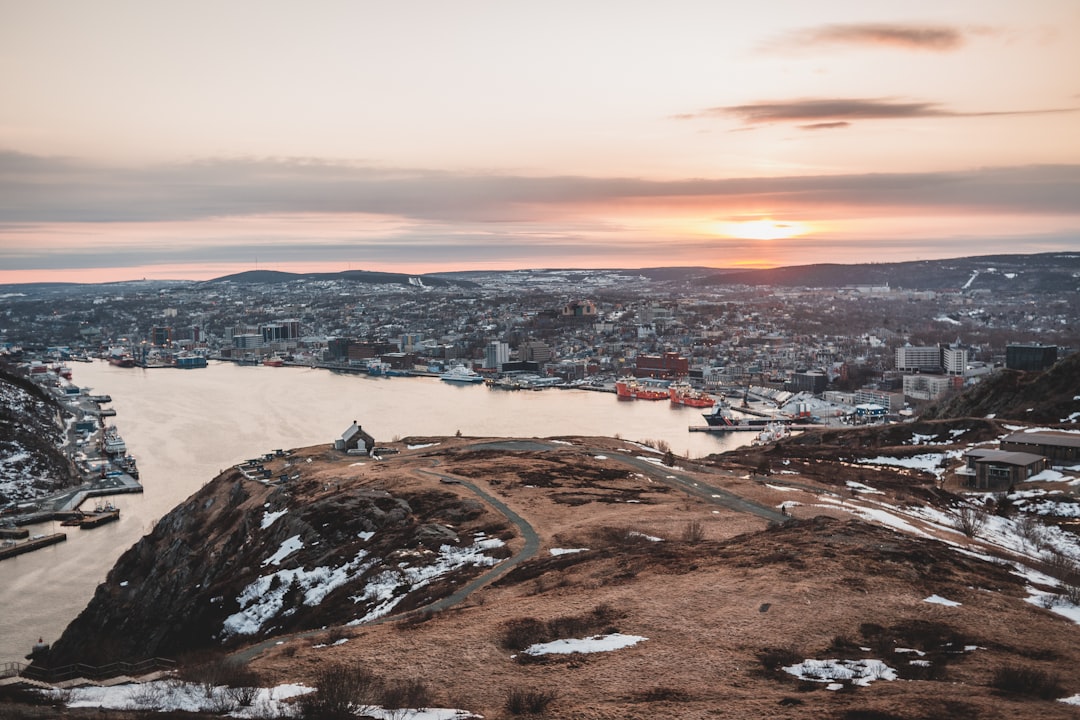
[963,449,1049,490]
[1000,431,1080,465]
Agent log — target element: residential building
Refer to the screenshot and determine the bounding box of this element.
[962,449,1048,491]
[1000,431,1080,465]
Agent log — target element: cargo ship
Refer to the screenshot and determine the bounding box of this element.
[108,355,136,368]
[702,403,787,430]
[668,382,715,408]
[615,378,669,400]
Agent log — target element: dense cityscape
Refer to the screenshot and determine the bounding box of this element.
[3,263,1076,413]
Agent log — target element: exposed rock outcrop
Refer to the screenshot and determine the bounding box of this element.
[46,459,507,665]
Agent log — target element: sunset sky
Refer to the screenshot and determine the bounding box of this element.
[2,0,1079,283]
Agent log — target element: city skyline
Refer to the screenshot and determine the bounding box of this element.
[2,0,1079,283]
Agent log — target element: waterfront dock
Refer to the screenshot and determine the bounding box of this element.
[689,424,766,433]
[0,533,66,562]
[78,508,120,529]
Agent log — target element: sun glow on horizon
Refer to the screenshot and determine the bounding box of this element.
[718,218,812,241]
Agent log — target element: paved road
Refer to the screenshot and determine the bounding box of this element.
[598,451,790,525]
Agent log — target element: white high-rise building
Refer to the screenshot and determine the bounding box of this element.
[485,341,510,370]
[943,347,968,376]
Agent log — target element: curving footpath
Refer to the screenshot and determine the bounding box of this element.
[233,439,784,664]
[232,463,540,664]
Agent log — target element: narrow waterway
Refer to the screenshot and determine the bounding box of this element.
[0,361,749,665]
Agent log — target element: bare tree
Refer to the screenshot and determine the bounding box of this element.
[954,504,987,538]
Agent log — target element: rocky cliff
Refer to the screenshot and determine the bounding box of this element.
[45,445,508,665]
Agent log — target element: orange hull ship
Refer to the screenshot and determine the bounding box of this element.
[668,382,715,408]
[615,378,669,400]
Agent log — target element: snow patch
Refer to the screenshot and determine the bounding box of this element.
[550,548,589,556]
[783,658,896,687]
[262,535,303,567]
[923,594,961,607]
[261,509,288,530]
[524,633,646,656]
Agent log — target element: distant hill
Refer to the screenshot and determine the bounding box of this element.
[922,351,1080,424]
[696,252,1080,292]
[203,269,478,288]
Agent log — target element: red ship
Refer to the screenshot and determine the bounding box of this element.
[668,382,715,408]
[615,378,669,400]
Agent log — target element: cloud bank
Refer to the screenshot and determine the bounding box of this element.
[788,23,969,52]
[3,151,1079,224]
[2,151,1078,277]
[683,98,1078,126]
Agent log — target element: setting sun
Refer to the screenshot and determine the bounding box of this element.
[720,218,811,240]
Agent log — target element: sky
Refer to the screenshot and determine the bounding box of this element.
[1,0,1079,283]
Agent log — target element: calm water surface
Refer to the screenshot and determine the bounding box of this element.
[0,361,748,664]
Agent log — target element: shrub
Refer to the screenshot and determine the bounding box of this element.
[500,605,621,651]
[953,504,987,538]
[756,646,801,673]
[504,687,558,715]
[500,617,549,651]
[637,686,690,702]
[681,519,706,544]
[990,664,1064,699]
[299,662,383,719]
[381,677,433,713]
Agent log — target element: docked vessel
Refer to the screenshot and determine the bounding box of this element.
[751,421,791,445]
[102,427,127,456]
[107,355,136,368]
[615,378,669,400]
[702,403,785,430]
[668,382,715,408]
[439,365,484,383]
[80,503,120,529]
[262,356,285,367]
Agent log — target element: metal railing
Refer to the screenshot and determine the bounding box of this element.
[14,657,175,683]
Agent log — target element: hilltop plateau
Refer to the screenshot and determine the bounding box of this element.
[34,421,1080,719]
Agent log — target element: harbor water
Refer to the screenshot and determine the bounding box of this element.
[0,361,750,665]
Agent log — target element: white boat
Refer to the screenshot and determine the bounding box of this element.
[751,421,791,445]
[439,365,484,384]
